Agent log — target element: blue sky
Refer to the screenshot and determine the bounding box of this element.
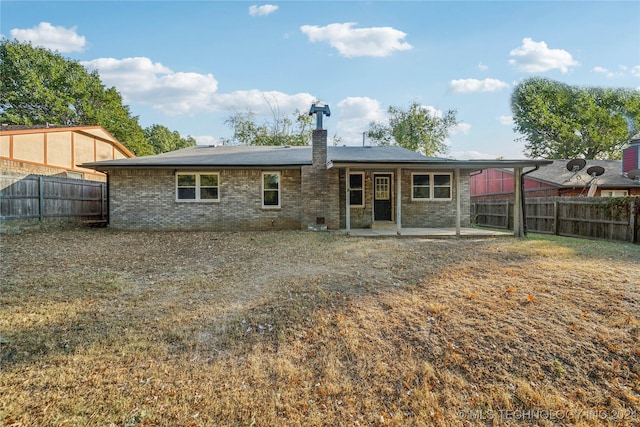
[2,1,639,158]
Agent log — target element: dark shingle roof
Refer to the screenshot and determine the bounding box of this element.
[82,144,553,171]
[523,159,640,188]
[82,145,446,169]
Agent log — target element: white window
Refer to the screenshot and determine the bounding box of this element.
[176,172,219,201]
[349,172,364,207]
[411,173,452,201]
[601,190,628,197]
[262,172,280,208]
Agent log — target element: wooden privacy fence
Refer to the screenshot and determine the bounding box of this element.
[472,196,639,243]
[0,174,107,229]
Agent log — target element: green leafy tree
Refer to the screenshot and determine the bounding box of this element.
[0,39,154,156]
[145,124,196,154]
[222,109,313,146]
[511,77,640,159]
[366,101,458,156]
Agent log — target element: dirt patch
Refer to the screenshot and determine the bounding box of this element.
[1,229,639,426]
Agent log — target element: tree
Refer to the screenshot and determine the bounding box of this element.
[145,124,196,154]
[511,77,640,159]
[222,108,313,146]
[0,39,154,156]
[366,101,458,156]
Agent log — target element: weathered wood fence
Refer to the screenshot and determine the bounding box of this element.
[471,196,639,243]
[0,174,107,230]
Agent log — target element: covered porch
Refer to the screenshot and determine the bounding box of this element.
[328,158,553,238]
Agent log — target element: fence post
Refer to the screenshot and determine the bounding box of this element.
[630,197,637,244]
[553,199,559,236]
[38,175,45,223]
[505,201,510,229]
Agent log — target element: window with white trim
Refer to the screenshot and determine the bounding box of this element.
[176,172,219,201]
[262,172,280,208]
[601,190,628,197]
[349,172,364,207]
[411,173,452,200]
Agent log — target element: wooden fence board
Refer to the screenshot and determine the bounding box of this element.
[0,174,107,228]
[472,196,639,243]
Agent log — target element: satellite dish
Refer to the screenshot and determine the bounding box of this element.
[628,169,640,180]
[586,166,605,177]
[566,159,586,172]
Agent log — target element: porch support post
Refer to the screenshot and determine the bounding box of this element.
[455,168,461,237]
[513,167,523,237]
[396,167,402,235]
[345,167,351,233]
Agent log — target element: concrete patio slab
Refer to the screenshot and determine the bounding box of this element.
[344,227,512,238]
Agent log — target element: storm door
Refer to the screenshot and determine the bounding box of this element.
[373,174,392,221]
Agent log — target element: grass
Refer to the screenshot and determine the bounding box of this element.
[1,229,639,426]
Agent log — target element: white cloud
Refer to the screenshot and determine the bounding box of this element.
[82,57,218,115]
[478,63,488,71]
[498,115,513,126]
[450,122,471,136]
[449,78,509,94]
[212,90,316,116]
[509,37,579,74]
[300,22,412,58]
[249,4,278,17]
[592,66,609,74]
[631,65,640,78]
[336,97,385,144]
[422,105,445,119]
[83,56,318,119]
[450,150,502,160]
[10,22,86,53]
[193,135,220,146]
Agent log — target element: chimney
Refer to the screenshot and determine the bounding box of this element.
[312,129,327,168]
[309,103,331,169]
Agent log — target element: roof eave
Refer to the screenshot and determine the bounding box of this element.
[326,159,554,170]
[81,162,309,172]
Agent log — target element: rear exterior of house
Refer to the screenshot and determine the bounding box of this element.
[85,124,552,232]
[95,130,472,231]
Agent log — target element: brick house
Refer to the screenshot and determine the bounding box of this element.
[0,125,134,181]
[84,123,551,233]
[471,159,640,201]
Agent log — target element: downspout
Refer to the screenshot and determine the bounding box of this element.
[520,165,539,236]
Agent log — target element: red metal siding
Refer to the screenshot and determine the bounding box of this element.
[623,146,639,173]
[488,169,507,193]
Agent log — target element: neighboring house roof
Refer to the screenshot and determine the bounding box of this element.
[83,144,552,171]
[0,125,135,159]
[514,160,640,188]
[1,124,70,131]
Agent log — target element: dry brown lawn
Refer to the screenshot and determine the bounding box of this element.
[1,229,639,426]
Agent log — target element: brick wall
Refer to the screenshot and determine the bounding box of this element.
[400,170,471,228]
[338,169,471,228]
[338,170,373,228]
[108,168,302,231]
[300,166,341,229]
[107,166,471,231]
